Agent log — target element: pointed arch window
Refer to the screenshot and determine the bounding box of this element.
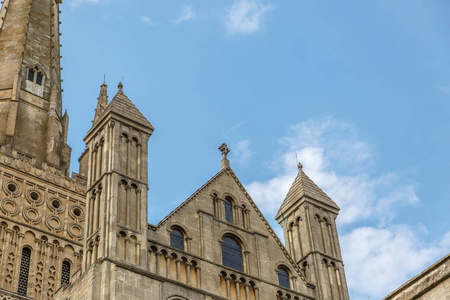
[170,228,185,251]
[18,247,31,296]
[277,266,290,289]
[225,197,233,223]
[222,236,243,272]
[61,260,71,285]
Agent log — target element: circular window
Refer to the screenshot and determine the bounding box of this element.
[48,198,64,212]
[7,183,17,193]
[73,208,81,217]
[30,191,39,201]
[52,200,60,209]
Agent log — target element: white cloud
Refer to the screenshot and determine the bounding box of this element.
[225,0,273,35]
[141,16,159,26]
[341,226,450,300]
[69,0,100,8]
[247,118,418,224]
[244,117,450,299]
[231,139,253,164]
[174,5,196,25]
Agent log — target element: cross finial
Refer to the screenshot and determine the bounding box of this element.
[118,82,123,91]
[298,162,303,170]
[219,143,230,170]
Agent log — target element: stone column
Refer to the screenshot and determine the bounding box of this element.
[166,256,171,279]
[186,263,191,285]
[176,258,181,281]
[155,250,161,275]
[225,276,231,299]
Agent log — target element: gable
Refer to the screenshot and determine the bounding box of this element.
[151,167,314,292]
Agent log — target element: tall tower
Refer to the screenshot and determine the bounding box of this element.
[276,163,350,300]
[78,82,153,297]
[0,0,70,174]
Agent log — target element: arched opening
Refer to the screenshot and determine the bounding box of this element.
[170,227,185,251]
[61,260,71,285]
[222,236,243,272]
[17,247,32,296]
[277,266,290,289]
[225,197,234,223]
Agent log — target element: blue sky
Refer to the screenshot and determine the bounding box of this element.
[60,1,450,299]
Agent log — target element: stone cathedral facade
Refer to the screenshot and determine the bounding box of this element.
[0,0,352,299]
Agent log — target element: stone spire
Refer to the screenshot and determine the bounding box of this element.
[0,0,69,174]
[93,82,108,123]
[219,143,230,170]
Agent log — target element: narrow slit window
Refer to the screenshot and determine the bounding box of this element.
[18,247,31,296]
[225,197,233,223]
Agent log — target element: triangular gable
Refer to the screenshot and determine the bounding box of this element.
[156,167,314,288]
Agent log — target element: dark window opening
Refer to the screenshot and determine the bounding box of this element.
[61,261,71,285]
[27,70,35,82]
[36,73,43,85]
[170,228,184,251]
[18,248,31,296]
[278,267,290,289]
[222,236,243,272]
[225,198,233,223]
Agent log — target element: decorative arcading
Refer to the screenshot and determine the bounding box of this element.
[0,151,87,192]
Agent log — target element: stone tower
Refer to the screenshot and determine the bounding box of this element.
[276,163,350,300]
[69,82,154,298]
[0,0,70,175]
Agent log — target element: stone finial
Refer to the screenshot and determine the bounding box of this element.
[118,82,123,91]
[94,82,108,123]
[219,143,230,170]
[298,162,303,170]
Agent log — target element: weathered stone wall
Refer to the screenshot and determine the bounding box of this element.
[384,254,450,300]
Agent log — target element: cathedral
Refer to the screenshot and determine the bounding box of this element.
[5,0,434,299]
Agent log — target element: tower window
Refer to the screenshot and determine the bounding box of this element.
[61,260,71,285]
[28,70,35,82]
[170,228,185,251]
[277,267,290,289]
[36,72,43,85]
[26,66,45,86]
[225,197,233,223]
[18,247,31,296]
[222,236,243,272]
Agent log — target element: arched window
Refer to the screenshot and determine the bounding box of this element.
[61,260,71,285]
[222,236,243,272]
[225,197,233,223]
[213,194,217,217]
[170,228,185,251]
[241,205,246,228]
[277,267,290,289]
[18,247,31,296]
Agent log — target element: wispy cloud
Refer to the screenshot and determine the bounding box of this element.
[231,139,253,164]
[174,5,196,25]
[439,85,450,97]
[69,0,100,8]
[244,117,450,299]
[225,0,273,35]
[141,16,159,26]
